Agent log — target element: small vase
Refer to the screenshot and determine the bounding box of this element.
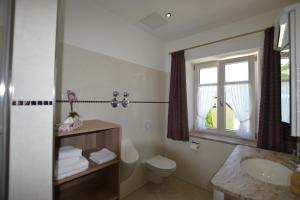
[64,116,79,124]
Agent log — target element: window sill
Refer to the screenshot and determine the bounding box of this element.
[189,131,257,147]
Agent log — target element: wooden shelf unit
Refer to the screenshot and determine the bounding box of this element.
[55,120,121,200]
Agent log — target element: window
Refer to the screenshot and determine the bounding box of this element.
[194,55,256,140]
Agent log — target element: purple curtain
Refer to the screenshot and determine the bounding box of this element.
[167,51,189,141]
[258,27,296,153]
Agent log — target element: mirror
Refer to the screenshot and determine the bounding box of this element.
[280,47,290,124]
[274,2,300,137]
[274,12,289,51]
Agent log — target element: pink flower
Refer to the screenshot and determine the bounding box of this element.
[67,90,78,114]
[67,90,77,103]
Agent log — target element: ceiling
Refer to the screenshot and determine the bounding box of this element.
[95,0,299,41]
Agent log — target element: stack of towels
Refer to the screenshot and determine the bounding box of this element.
[89,148,116,164]
[55,146,89,180]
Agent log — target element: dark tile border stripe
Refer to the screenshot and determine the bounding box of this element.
[11,100,169,106]
[56,100,110,103]
[12,100,53,106]
[56,100,169,104]
[130,101,169,103]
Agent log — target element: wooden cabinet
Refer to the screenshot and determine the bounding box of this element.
[55,120,121,200]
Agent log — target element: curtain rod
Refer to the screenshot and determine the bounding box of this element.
[168,28,266,55]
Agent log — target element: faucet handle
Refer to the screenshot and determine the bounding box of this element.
[124,92,129,98]
[113,91,119,97]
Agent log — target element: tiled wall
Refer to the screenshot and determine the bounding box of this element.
[9,0,57,199]
[56,43,168,198]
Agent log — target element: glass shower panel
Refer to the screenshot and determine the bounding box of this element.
[0,0,13,199]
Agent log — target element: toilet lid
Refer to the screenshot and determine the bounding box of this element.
[145,155,176,170]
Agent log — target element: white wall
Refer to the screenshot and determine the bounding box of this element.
[165,138,236,190]
[164,9,281,71]
[63,0,165,72]
[9,0,57,200]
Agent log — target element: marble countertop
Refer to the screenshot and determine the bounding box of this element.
[211,145,300,200]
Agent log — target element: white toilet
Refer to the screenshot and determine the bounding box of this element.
[143,155,176,184]
[120,138,139,182]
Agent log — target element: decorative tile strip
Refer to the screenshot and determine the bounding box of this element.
[12,100,53,106]
[130,101,169,103]
[56,100,111,103]
[56,100,169,104]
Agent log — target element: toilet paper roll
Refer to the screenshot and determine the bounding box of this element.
[190,143,200,151]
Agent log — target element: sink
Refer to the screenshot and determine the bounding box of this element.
[241,158,293,186]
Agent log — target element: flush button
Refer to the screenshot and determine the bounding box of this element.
[144,120,152,130]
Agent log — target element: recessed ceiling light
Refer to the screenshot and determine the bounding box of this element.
[165,12,172,18]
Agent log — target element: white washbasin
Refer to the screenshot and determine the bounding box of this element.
[241,158,293,186]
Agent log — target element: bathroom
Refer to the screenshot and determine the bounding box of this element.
[1,0,300,200]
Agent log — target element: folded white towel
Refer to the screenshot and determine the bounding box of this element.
[89,148,116,165]
[56,156,89,176]
[56,157,81,168]
[56,165,89,180]
[90,148,114,158]
[90,154,116,165]
[58,146,82,160]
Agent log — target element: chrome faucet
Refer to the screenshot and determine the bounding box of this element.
[111,91,120,108]
[121,92,130,108]
[110,91,130,108]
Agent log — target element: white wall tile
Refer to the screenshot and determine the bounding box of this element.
[56,44,168,198]
[11,0,57,100]
[9,0,58,200]
[9,106,54,200]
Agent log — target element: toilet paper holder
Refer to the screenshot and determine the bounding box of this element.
[190,140,199,145]
[190,140,200,151]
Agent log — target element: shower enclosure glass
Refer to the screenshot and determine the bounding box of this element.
[0,0,13,198]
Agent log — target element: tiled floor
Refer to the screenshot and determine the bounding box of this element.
[123,176,213,200]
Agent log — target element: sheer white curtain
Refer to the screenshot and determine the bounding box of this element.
[225,83,252,138]
[196,86,217,130]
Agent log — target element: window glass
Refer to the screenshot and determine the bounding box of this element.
[205,98,218,129]
[225,83,250,132]
[199,67,217,84]
[225,61,249,82]
[225,104,240,131]
[197,86,218,129]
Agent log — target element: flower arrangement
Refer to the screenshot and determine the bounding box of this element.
[67,90,79,118]
[58,90,82,133]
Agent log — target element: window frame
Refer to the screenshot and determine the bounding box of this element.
[194,55,257,140]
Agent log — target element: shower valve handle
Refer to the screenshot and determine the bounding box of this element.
[124,92,129,97]
[113,91,119,97]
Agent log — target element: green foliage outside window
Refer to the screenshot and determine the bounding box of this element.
[281,62,289,80]
[204,104,236,130]
[205,110,215,128]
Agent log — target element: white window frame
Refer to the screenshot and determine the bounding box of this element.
[194,55,257,140]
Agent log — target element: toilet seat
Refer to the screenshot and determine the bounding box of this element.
[145,155,176,170]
